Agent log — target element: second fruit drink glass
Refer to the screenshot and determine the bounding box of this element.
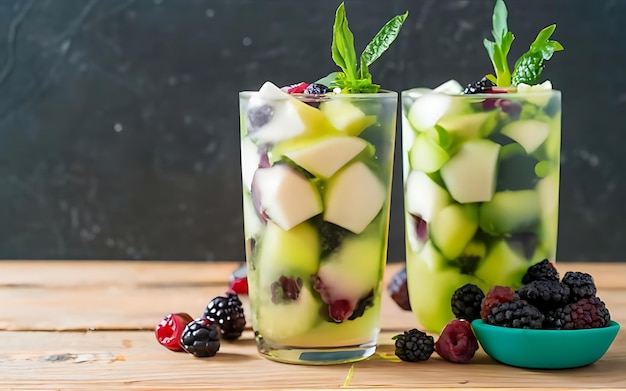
[401,0,564,333]
[238,3,407,364]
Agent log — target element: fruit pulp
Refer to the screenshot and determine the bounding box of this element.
[239,83,397,364]
[401,88,561,333]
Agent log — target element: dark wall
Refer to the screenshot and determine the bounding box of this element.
[0,0,624,261]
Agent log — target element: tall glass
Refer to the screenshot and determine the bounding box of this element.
[239,82,397,364]
[401,88,561,333]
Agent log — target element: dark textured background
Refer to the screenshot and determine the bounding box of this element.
[0,0,624,261]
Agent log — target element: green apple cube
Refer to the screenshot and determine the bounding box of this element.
[407,93,468,131]
[437,111,498,141]
[404,170,452,222]
[408,133,450,173]
[501,120,550,154]
[323,162,385,234]
[429,203,479,260]
[319,99,377,136]
[254,165,323,231]
[283,136,369,178]
[479,190,540,236]
[440,139,500,203]
[416,240,449,272]
[474,239,532,289]
[401,116,416,182]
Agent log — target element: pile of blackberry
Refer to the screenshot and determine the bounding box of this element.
[451,259,612,330]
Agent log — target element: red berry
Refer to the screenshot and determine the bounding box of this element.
[328,299,353,322]
[435,319,479,363]
[480,285,516,321]
[286,82,310,94]
[155,313,194,351]
[230,277,248,295]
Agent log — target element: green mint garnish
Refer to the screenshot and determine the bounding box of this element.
[330,2,407,93]
[483,0,563,87]
[512,24,564,85]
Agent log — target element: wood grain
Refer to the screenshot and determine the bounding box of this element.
[1,261,625,390]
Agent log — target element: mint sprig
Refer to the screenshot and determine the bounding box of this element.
[511,24,564,85]
[483,0,563,87]
[330,2,407,93]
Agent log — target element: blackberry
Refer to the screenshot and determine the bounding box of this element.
[562,271,597,301]
[203,292,246,340]
[388,267,411,311]
[317,220,349,258]
[463,77,495,94]
[180,318,221,357]
[521,259,559,284]
[246,104,273,131]
[557,297,611,329]
[392,329,435,362]
[451,283,485,321]
[517,280,570,312]
[304,83,330,95]
[486,299,544,329]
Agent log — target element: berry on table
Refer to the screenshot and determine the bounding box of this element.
[522,259,559,284]
[562,271,597,302]
[557,296,611,330]
[180,318,221,357]
[388,267,411,311]
[155,312,194,352]
[451,283,485,322]
[435,319,479,364]
[486,299,544,329]
[203,292,246,340]
[393,329,435,362]
[480,285,516,321]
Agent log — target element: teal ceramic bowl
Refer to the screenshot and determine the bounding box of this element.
[471,319,620,369]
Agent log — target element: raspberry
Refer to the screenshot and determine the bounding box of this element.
[463,77,495,94]
[304,83,330,95]
[517,280,570,312]
[203,292,246,340]
[486,299,544,329]
[154,312,194,352]
[451,283,485,322]
[229,264,248,295]
[557,297,611,329]
[392,329,435,362]
[285,82,309,94]
[562,271,597,301]
[480,285,516,321]
[388,267,411,311]
[435,319,479,363]
[521,259,559,284]
[180,318,221,357]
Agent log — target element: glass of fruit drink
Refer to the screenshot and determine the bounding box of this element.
[401,0,564,333]
[238,3,407,364]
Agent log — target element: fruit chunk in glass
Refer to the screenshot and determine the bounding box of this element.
[401,86,561,333]
[239,82,397,364]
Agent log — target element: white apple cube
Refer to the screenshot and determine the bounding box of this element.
[323,161,385,234]
[405,170,452,222]
[407,93,468,131]
[440,139,501,203]
[240,138,261,191]
[284,136,368,178]
[252,164,323,230]
[501,119,550,154]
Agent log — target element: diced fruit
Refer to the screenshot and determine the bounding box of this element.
[436,111,498,141]
[452,238,486,274]
[433,79,464,94]
[415,240,449,272]
[474,239,534,289]
[404,170,452,222]
[241,138,261,191]
[252,165,323,231]
[496,150,540,191]
[500,120,550,154]
[401,116,416,181]
[408,133,450,173]
[516,81,553,107]
[256,221,320,287]
[242,191,265,237]
[405,213,428,253]
[319,99,376,136]
[323,161,385,234]
[155,313,194,352]
[407,93,469,131]
[440,139,501,203]
[282,136,369,178]
[479,190,540,236]
[429,204,479,260]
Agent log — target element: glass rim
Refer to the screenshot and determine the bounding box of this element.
[401,88,561,99]
[239,89,397,99]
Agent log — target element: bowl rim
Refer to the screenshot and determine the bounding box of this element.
[471,319,620,334]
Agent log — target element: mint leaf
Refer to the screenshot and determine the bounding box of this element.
[360,11,408,68]
[332,2,358,81]
[483,0,514,87]
[330,2,407,93]
[511,24,563,85]
[315,72,340,88]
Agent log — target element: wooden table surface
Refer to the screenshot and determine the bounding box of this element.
[1,261,625,390]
